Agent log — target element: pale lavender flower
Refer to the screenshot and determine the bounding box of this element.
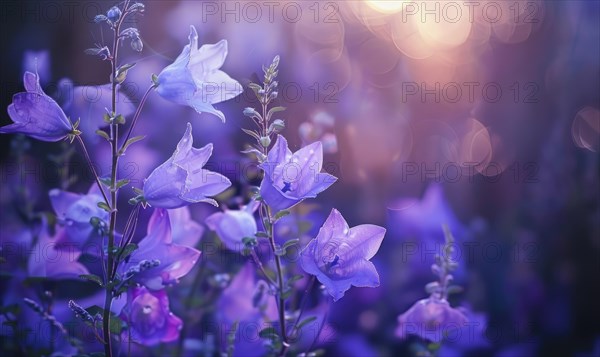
[205,200,259,252]
[49,184,109,250]
[1,71,74,141]
[259,135,337,212]
[120,286,182,346]
[300,208,386,301]
[395,297,468,343]
[168,207,204,247]
[156,25,242,122]
[142,122,231,209]
[122,208,201,290]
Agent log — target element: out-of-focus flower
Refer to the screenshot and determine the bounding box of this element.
[395,297,468,343]
[168,207,204,247]
[1,71,74,141]
[156,25,242,122]
[205,200,259,252]
[49,185,108,250]
[216,263,277,357]
[300,208,386,301]
[27,219,89,279]
[123,208,201,290]
[259,135,337,212]
[23,50,50,85]
[142,123,231,209]
[120,286,182,346]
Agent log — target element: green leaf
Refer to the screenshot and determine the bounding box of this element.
[241,128,260,141]
[282,239,299,250]
[85,306,124,334]
[95,130,110,141]
[258,326,278,339]
[151,73,159,85]
[99,177,112,187]
[79,274,104,287]
[132,187,143,195]
[255,231,269,238]
[119,135,145,155]
[116,179,130,189]
[267,106,286,120]
[97,201,111,212]
[286,274,304,286]
[274,210,290,221]
[114,114,125,125]
[119,243,138,261]
[296,316,317,331]
[114,62,136,84]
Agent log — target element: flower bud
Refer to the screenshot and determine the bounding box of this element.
[260,136,271,148]
[269,119,285,133]
[243,107,258,117]
[131,36,143,52]
[106,6,122,22]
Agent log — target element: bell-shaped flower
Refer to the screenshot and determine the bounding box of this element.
[205,200,259,252]
[122,208,201,290]
[1,71,74,141]
[49,184,109,250]
[259,135,337,212]
[168,207,204,248]
[395,297,468,343]
[156,25,242,122]
[27,219,89,279]
[300,208,385,301]
[142,122,231,209]
[120,286,182,346]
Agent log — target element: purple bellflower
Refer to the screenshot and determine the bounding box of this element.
[27,219,89,279]
[120,286,182,346]
[168,207,204,247]
[142,122,231,209]
[395,297,468,343]
[1,71,75,141]
[123,208,201,290]
[259,135,337,212]
[49,184,109,250]
[205,200,259,252]
[300,208,386,301]
[156,25,242,122]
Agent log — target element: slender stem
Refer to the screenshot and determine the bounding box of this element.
[75,135,110,205]
[103,3,129,355]
[287,276,315,341]
[175,257,207,357]
[119,84,157,153]
[251,249,277,286]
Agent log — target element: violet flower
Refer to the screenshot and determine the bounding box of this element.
[259,135,337,212]
[300,208,386,301]
[142,122,231,209]
[156,25,242,122]
[120,286,182,346]
[27,219,89,279]
[122,208,201,290]
[395,297,468,343]
[49,185,109,250]
[168,207,204,247]
[205,200,259,252]
[1,71,74,141]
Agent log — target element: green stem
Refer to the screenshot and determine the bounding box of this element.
[119,83,157,153]
[75,135,110,205]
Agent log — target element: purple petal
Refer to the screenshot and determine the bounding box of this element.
[168,207,204,247]
[49,189,81,219]
[259,173,300,212]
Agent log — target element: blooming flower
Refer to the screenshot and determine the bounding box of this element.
[122,208,201,290]
[156,25,242,122]
[1,71,74,141]
[259,135,337,212]
[120,286,182,346]
[49,185,109,250]
[205,200,259,251]
[395,297,468,343]
[27,219,89,279]
[168,207,204,247]
[142,122,231,209]
[300,208,385,301]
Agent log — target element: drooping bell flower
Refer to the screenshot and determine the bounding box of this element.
[395,297,468,343]
[142,123,231,209]
[122,208,201,290]
[300,208,385,301]
[49,184,109,250]
[168,207,204,248]
[259,135,337,212]
[1,71,75,141]
[120,286,182,346]
[205,200,259,252]
[156,25,242,122]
